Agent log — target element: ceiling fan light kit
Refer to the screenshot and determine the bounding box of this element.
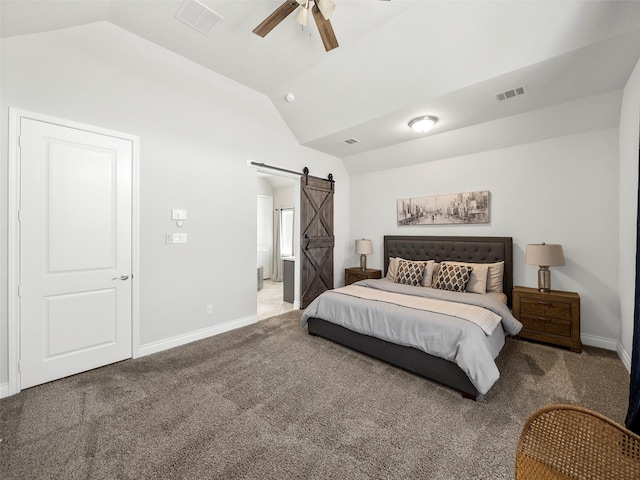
[408,115,438,133]
[316,0,336,20]
[294,1,310,26]
[253,0,339,52]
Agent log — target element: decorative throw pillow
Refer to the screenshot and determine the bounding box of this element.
[486,261,505,293]
[421,260,436,287]
[386,257,399,280]
[433,263,473,292]
[394,259,428,287]
[445,261,489,294]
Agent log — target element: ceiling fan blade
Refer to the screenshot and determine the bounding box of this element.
[311,3,339,51]
[253,0,299,38]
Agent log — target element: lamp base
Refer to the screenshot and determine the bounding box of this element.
[537,266,551,292]
[360,254,367,270]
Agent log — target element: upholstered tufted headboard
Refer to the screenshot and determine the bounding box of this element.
[384,235,514,307]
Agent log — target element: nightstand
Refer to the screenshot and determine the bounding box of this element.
[345,267,381,286]
[512,286,582,353]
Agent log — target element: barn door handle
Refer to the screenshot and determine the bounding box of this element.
[304,234,310,251]
[113,275,129,281]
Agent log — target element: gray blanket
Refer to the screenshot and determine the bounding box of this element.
[301,279,523,395]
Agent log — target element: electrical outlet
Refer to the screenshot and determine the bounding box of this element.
[206,305,213,315]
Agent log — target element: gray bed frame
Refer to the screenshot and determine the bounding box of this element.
[306,235,513,400]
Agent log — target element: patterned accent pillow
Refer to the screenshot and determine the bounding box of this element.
[445,261,489,294]
[433,262,473,292]
[394,259,428,287]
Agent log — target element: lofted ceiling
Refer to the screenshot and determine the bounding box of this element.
[2,0,640,173]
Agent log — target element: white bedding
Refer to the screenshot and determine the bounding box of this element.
[301,278,522,395]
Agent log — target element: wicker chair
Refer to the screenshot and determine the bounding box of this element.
[516,404,640,479]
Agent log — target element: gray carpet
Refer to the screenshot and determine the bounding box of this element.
[0,310,630,479]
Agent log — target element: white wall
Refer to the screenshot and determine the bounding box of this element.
[257,177,274,197]
[619,57,640,367]
[349,115,621,349]
[274,184,297,211]
[0,22,350,389]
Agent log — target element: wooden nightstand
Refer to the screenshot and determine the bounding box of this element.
[512,286,582,353]
[345,267,381,286]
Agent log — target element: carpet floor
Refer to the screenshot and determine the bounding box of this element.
[0,310,630,480]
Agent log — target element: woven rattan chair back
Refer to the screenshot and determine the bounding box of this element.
[515,404,640,480]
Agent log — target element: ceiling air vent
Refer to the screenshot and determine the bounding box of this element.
[176,0,223,35]
[344,138,360,145]
[495,85,527,102]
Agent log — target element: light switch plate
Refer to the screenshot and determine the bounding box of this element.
[172,209,187,220]
[172,233,188,244]
[166,233,188,244]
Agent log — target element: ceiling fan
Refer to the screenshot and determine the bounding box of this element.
[252,0,339,52]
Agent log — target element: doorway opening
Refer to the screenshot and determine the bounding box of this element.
[255,168,300,320]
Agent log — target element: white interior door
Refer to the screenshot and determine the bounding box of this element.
[257,195,273,279]
[19,117,133,389]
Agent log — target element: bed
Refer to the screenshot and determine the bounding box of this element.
[301,235,522,400]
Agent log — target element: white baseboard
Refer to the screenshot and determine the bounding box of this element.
[581,333,618,351]
[617,342,632,373]
[0,383,9,398]
[582,333,632,374]
[136,314,258,358]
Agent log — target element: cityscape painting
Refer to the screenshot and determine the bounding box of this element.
[397,190,490,226]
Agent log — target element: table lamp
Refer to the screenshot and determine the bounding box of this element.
[355,239,373,270]
[525,243,565,292]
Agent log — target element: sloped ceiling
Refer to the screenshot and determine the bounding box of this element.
[2,0,640,173]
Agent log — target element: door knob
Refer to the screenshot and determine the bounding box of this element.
[112,275,129,281]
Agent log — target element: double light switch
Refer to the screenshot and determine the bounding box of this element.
[167,209,188,243]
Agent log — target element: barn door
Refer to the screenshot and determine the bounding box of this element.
[300,172,334,309]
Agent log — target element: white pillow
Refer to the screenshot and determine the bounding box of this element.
[486,261,505,293]
[444,261,489,294]
[386,257,399,280]
[421,260,436,287]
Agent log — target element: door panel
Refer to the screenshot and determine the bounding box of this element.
[19,118,132,389]
[257,195,273,279]
[47,142,117,272]
[300,174,334,309]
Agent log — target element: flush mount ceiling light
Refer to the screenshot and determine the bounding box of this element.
[408,115,438,133]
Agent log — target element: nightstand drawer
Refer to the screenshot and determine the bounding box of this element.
[521,315,571,337]
[520,298,572,320]
[519,316,547,332]
[545,319,571,337]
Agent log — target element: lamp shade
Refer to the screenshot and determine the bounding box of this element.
[316,0,335,19]
[294,1,309,26]
[355,239,373,255]
[525,243,565,266]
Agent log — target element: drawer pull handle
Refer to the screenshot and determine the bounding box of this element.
[536,301,551,305]
[537,316,549,321]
